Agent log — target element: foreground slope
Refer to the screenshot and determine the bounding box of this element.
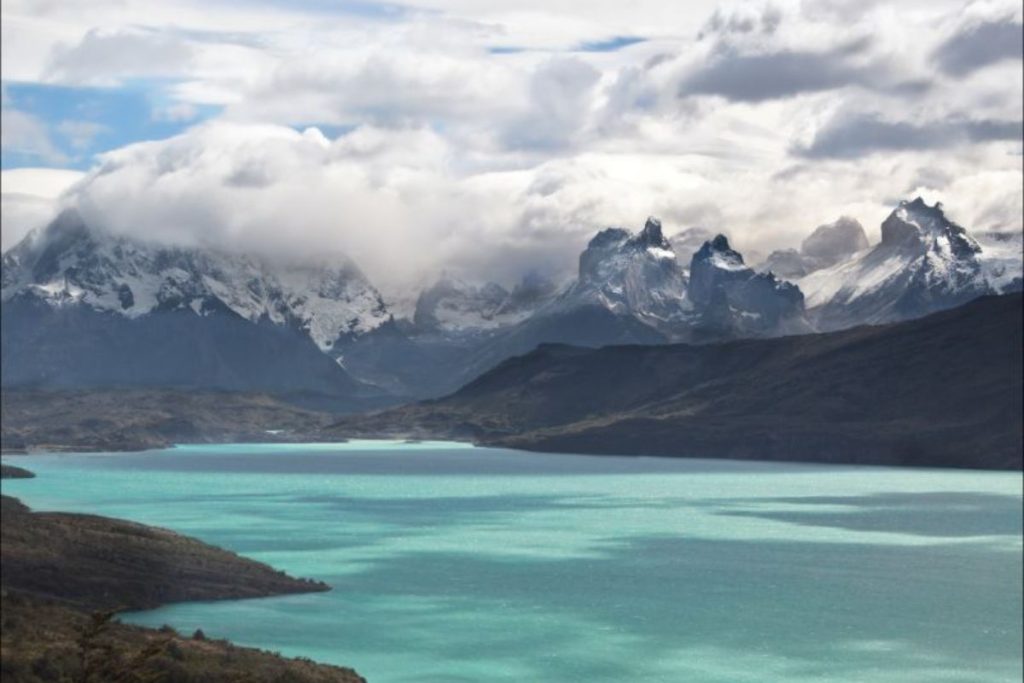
[333,294,1023,469]
[0,494,364,682]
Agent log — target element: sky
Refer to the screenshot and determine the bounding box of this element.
[1,0,1022,289]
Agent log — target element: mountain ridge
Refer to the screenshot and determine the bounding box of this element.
[328,293,1024,470]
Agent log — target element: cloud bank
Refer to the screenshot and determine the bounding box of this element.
[1,0,1021,290]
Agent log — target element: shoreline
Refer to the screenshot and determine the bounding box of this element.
[0,465,364,682]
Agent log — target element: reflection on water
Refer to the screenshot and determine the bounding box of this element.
[3,443,1021,683]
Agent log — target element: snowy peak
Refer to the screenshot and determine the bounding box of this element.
[688,234,747,306]
[633,216,670,249]
[694,234,746,267]
[1,210,391,351]
[883,198,980,257]
[563,217,689,327]
[689,234,806,335]
[799,197,1010,329]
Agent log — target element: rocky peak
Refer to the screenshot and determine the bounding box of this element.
[1,209,391,350]
[560,217,689,328]
[692,234,746,269]
[882,197,980,257]
[632,217,670,249]
[689,234,750,307]
[688,234,806,333]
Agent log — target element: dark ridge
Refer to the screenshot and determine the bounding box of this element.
[329,293,1024,470]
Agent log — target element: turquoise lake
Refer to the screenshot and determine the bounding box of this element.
[2,441,1022,682]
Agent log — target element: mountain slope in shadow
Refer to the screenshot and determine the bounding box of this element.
[331,294,1023,470]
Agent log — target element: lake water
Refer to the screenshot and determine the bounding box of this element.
[2,442,1022,682]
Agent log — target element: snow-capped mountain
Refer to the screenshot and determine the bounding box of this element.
[759,217,869,280]
[1,209,390,351]
[799,198,1021,330]
[551,217,691,332]
[1,210,391,405]
[689,234,809,337]
[3,199,1017,403]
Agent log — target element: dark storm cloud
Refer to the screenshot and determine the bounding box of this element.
[678,40,877,102]
[932,17,1024,77]
[797,114,1024,159]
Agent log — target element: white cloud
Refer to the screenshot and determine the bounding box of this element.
[58,118,1022,293]
[1,0,1021,288]
[56,119,109,150]
[0,106,67,164]
[0,167,85,249]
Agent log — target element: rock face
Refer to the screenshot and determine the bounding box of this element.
[799,198,1018,330]
[555,217,691,331]
[689,234,808,337]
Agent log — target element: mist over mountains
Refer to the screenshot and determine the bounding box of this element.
[2,196,1021,403]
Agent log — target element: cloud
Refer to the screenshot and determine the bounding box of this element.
[797,113,1024,159]
[697,3,783,38]
[1,0,1022,287]
[680,46,863,101]
[57,120,109,150]
[932,17,1024,77]
[575,36,647,52]
[0,167,84,249]
[152,102,200,122]
[502,57,601,150]
[45,28,196,85]
[0,106,67,164]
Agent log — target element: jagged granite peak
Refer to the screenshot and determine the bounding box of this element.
[1,209,391,351]
[695,234,745,264]
[634,216,670,249]
[688,234,747,307]
[799,198,1008,330]
[881,197,980,257]
[564,217,690,328]
[689,234,807,336]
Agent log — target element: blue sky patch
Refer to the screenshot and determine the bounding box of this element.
[1,81,220,170]
[575,36,646,52]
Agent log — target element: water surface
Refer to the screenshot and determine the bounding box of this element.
[3,442,1021,682]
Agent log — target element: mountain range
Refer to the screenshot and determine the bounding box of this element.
[2,198,1020,403]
